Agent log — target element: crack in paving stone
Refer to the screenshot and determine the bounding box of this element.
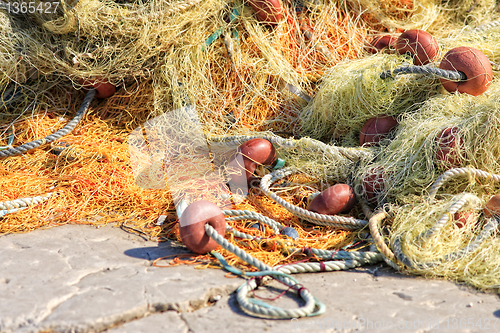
[9,282,240,333]
[179,313,196,333]
[149,283,240,313]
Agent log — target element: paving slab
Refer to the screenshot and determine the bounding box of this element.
[1,224,499,333]
[0,225,240,333]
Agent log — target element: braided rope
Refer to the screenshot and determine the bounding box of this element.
[207,133,372,161]
[368,210,395,261]
[393,217,499,270]
[380,65,466,81]
[0,207,26,218]
[223,209,283,235]
[276,256,383,274]
[473,20,500,32]
[0,192,54,211]
[223,210,379,263]
[418,193,481,240]
[428,167,500,199]
[288,247,382,262]
[0,89,95,158]
[260,168,367,229]
[205,224,320,319]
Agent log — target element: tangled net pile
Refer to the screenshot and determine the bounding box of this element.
[2,0,500,306]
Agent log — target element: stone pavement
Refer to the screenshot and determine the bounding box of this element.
[1,224,499,333]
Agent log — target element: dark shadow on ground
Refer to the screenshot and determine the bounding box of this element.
[124,240,191,261]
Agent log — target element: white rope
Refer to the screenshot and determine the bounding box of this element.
[260,168,367,229]
[419,193,481,240]
[0,192,55,211]
[207,133,373,161]
[428,167,500,199]
[205,224,321,319]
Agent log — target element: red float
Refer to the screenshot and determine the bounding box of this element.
[435,127,462,169]
[395,29,439,65]
[439,47,493,96]
[178,200,226,254]
[368,35,397,54]
[79,78,116,99]
[453,210,478,229]
[484,194,500,219]
[307,184,356,215]
[248,0,284,24]
[363,167,386,203]
[229,138,277,188]
[359,115,398,146]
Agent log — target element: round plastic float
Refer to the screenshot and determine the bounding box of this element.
[435,127,462,168]
[484,194,500,218]
[307,184,356,215]
[178,200,226,254]
[369,35,397,54]
[439,46,493,96]
[363,167,386,203]
[248,0,284,24]
[79,78,116,99]
[359,115,398,146]
[395,29,439,66]
[229,138,277,188]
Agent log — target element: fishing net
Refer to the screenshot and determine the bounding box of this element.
[1,0,500,291]
[299,53,442,144]
[354,80,500,206]
[390,196,500,290]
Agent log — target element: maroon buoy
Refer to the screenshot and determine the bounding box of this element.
[435,127,462,169]
[368,35,397,54]
[248,0,284,24]
[395,29,439,65]
[80,78,116,98]
[363,167,386,203]
[229,138,277,188]
[307,184,356,215]
[454,210,478,229]
[439,46,493,96]
[178,200,226,254]
[484,194,500,218]
[359,115,398,146]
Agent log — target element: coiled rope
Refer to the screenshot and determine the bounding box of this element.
[366,206,399,270]
[205,223,322,319]
[223,209,283,235]
[380,65,466,81]
[0,89,95,158]
[260,167,367,229]
[205,210,383,318]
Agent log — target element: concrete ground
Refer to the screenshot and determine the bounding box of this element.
[1,224,499,333]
